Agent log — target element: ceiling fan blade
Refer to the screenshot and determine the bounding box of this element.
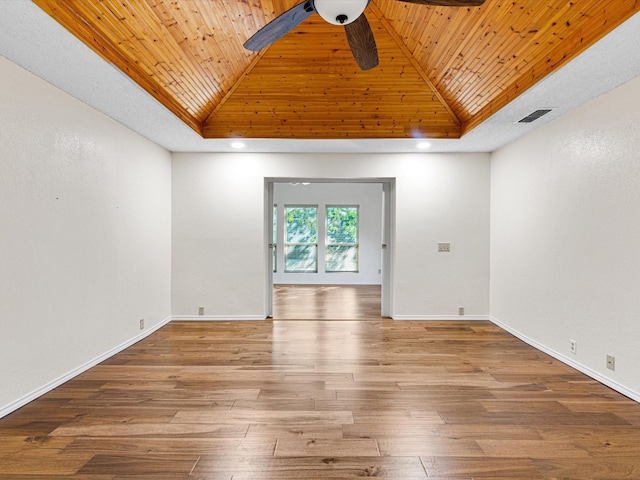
[243,1,315,51]
[344,14,379,71]
[395,0,486,6]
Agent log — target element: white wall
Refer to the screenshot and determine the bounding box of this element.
[172,152,490,319]
[490,75,640,399]
[273,182,382,285]
[0,57,172,414]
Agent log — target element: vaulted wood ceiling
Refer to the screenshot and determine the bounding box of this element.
[33,0,640,140]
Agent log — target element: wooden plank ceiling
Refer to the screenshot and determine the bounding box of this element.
[33,0,640,140]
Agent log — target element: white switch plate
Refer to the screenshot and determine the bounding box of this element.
[438,243,450,252]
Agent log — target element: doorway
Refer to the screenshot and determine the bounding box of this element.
[264,178,395,318]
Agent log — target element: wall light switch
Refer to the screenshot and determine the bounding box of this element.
[438,243,451,252]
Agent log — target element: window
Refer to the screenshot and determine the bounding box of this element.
[284,206,318,273]
[326,206,359,272]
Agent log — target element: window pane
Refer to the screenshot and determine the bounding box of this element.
[326,206,358,272]
[285,245,317,273]
[326,245,358,272]
[284,206,318,273]
[326,207,358,244]
[286,207,317,243]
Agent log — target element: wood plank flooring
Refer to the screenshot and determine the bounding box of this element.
[273,285,382,320]
[2,288,640,478]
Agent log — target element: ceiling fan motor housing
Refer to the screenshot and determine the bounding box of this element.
[312,0,370,25]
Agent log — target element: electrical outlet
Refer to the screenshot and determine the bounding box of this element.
[438,242,451,252]
[458,306,464,316]
[570,339,577,354]
[606,355,615,371]
[198,307,204,316]
[139,318,144,330]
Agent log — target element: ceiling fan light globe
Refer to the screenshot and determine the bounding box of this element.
[313,0,369,26]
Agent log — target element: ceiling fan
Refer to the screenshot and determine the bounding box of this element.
[243,0,486,71]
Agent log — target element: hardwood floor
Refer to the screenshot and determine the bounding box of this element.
[2,290,640,478]
[273,284,381,319]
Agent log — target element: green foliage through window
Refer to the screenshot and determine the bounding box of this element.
[286,207,317,243]
[285,206,318,273]
[326,207,359,272]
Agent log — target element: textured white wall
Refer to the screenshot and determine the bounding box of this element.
[0,58,172,412]
[172,152,490,318]
[491,75,640,398]
[273,182,383,285]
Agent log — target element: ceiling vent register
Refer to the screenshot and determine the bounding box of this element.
[518,109,553,123]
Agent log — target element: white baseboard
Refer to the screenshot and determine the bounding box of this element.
[171,315,266,321]
[392,315,491,321]
[489,315,640,404]
[0,316,172,419]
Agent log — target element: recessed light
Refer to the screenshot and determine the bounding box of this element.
[416,141,431,149]
[231,141,246,149]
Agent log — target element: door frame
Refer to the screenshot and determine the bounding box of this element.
[264,177,395,318]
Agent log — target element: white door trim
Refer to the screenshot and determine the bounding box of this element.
[264,177,395,318]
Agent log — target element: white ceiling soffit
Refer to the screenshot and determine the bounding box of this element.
[1,2,640,154]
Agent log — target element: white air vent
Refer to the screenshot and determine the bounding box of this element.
[518,109,553,123]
